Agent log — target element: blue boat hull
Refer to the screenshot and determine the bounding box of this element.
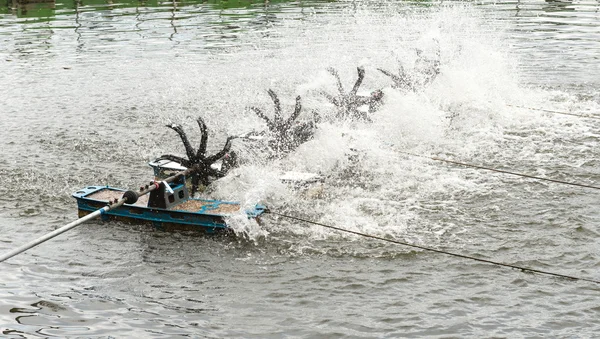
[73,186,265,234]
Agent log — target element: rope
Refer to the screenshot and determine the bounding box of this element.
[266,210,600,285]
[507,104,600,121]
[399,151,600,191]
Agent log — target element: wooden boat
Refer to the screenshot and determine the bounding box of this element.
[72,171,266,233]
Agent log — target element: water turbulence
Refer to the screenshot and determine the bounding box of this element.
[2,0,600,337]
[199,3,593,254]
[2,1,597,252]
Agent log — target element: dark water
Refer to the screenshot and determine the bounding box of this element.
[1,0,600,337]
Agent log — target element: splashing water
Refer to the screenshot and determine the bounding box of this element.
[186,3,599,247]
[0,1,598,249]
[2,1,600,337]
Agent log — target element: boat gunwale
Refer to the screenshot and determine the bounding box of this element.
[72,186,251,217]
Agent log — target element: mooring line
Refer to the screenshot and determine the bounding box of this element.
[399,151,600,191]
[266,210,600,285]
[507,104,600,120]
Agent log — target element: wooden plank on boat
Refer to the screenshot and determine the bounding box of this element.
[83,187,241,215]
[86,188,149,207]
[170,200,241,214]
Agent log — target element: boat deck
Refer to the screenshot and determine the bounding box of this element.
[171,200,241,214]
[86,188,242,214]
[87,189,149,207]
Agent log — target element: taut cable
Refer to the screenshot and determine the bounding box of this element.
[267,210,600,285]
[399,151,600,191]
[507,104,600,120]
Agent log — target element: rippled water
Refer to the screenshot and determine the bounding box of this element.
[1,0,600,337]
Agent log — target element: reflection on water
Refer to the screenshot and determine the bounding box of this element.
[1,0,597,87]
[478,0,600,88]
[1,0,600,337]
[0,0,339,60]
[2,0,332,17]
[5,0,55,17]
[542,0,577,12]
